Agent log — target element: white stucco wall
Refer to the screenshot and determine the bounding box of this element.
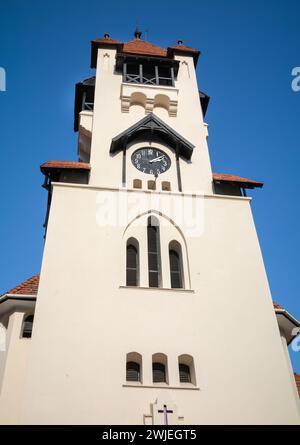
[13,184,300,424]
[88,48,213,194]
[0,312,31,424]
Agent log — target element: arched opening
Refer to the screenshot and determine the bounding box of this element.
[147,216,161,287]
[178,354,196,385]
[179,364,191,383]
[130,92,147,108]
[126,238,139,286]
[152,353,168,384]
[126,352,142,383]
[22,314,34,338]
[169,241,184,288]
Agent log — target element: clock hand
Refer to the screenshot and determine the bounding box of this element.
[149,155,165,163]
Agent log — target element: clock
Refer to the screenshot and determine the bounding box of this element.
[131,147,171,175]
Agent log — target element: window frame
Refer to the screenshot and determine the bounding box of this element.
[147,216,162,288]
[21,314,34,339]
[169,241,184,289]
[126,352,142,384]
[126,238,139,287]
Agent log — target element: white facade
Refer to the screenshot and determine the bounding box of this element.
[0,35,299,425]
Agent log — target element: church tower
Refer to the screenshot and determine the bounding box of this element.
[0,31,299,425]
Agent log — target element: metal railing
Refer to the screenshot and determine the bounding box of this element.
[124,74,174,87]
[83,102,94,111]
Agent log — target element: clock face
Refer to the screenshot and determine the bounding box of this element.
[131,148,171,175]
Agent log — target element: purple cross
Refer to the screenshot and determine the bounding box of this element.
[158,404,173,425]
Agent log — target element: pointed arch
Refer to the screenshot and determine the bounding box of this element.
[122,210,191,289]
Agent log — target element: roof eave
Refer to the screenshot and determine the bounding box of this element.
[110,113,194,160]
[213,179,264,189]
[91,40,122,68]
[275,309,300,345]
[167,47,201,66]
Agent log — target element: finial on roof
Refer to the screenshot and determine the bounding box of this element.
[134,27,142,39]
[177,40,183,45]
[104,33,110,39]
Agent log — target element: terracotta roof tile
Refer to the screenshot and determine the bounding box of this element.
[40,161,91,171]
[91,35,200,67]
[167,43,200,65]
[4,274,40,296]
[168,43,199,53]
[121,39,167,57]
[213,172,263,188]
[273,302,283,310]
[93,37,121,45]
[294,373,300,397]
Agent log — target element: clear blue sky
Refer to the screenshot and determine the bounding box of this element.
[0,0,299,371]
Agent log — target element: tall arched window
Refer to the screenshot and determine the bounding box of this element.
[169,241,184,288]
[22,314,34,338]
[147,216,161,287]
[126,238,139,286]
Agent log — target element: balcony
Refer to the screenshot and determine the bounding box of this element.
[123,72,174,87]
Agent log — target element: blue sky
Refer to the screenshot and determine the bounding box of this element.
[0,0,299,371]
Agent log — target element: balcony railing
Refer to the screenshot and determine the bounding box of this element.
[124,73,174,87]
[123,63,175,88]
[83,101,94,111]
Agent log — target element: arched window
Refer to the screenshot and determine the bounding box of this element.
[169,241,184,288]
[22,314,34,338]
[147,216,161,287]
[126,362,140,382]
[126,352,142,383]
[153,363,166,383]
[152,353,168,383]
[179,364,191,383]
[126,238,139,286]
[178,354,196,385]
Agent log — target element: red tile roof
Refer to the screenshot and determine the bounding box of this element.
[93,37,121,45]
[121,39,167,57]
[168,43,199,53]
[91,35,200,67]
[213,172,263,188]
[4,274,40,296]
[295,373,300,397]
[167,43,200,64]
[40,161,91,171]
[273,302,283,309]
